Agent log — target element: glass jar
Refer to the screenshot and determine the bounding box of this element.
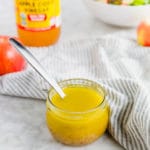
[46,79,109,146]
[15,0,61,46]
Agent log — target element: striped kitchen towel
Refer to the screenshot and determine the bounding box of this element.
[0,32,150,150]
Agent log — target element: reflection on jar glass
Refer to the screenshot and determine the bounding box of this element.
[46,79,109,146]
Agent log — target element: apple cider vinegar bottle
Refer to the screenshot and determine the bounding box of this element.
[15,0,61,47]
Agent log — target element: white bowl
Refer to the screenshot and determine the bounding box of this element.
[83,0,150,27]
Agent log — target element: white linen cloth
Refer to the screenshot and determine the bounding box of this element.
[0,32,150,150]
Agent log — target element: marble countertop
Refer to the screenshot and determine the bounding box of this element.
[0,0,129,149]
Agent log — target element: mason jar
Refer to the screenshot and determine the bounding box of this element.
[46,79,109,146]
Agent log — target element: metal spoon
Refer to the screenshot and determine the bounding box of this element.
[9,38,65,98]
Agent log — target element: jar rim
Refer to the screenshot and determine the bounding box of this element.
[47,78,106,115]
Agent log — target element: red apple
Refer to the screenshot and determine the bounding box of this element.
[137,20,150,46]
[0,35,26,75]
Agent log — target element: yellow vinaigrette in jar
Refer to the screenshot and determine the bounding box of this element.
[46,79,109,146]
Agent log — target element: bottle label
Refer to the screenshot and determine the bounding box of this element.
[15,0,61,32]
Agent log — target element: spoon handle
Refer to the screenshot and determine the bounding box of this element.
[9,38,65,98]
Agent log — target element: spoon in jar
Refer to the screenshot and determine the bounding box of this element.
[9,38,65,99]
